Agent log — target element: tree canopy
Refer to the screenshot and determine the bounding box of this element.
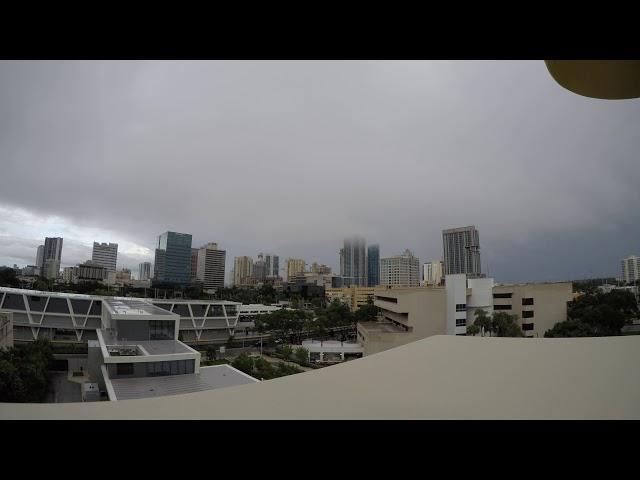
[545,289,638,337]
[467,309,523,337]
[0,339,54,402]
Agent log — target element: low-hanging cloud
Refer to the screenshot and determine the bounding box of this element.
[0,60,638,282]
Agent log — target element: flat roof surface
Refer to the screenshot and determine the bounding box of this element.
[2,335,640,419]
[109,365,258,400]
[0,286,98,300]
[103,298,176,317]
[149,299,240,305]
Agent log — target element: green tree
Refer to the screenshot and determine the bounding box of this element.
[466,324,481,336]
[0,267,20,287]
[0,339,54,402]
[545,289,638,337]
[472,309,493,336]
[293,347,309,365]
[491,312,524,337]
[231,354,254,375]
[280,345,293,360]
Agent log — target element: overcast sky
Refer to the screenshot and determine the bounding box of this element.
[0,60,638,283]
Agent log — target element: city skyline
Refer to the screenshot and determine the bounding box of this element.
[1,61,639,283]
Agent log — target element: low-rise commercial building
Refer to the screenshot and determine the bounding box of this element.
[325,285,379,311]
[358,277,573,355]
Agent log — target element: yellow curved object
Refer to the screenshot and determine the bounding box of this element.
[545,60,640,99]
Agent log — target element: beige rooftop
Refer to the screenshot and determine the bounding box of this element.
[1,335,639,419]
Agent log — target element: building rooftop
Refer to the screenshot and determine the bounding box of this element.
[357,321,408,334]
[109,365,258,401]
[103,298,177,318]
[2,335,640,419]
[99,330,194,357]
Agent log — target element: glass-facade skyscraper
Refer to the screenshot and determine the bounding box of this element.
[367,244,380,286]
[153,231,193,286]
[340,235,366,287]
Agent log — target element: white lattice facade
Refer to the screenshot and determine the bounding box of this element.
[0,287,240,344]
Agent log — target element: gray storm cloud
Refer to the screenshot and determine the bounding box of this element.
[0,60,638,281]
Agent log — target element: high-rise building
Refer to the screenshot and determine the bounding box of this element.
[138,262,152,281]
[423,260,444,285]
[340,236,366,287]
[190,248,199,283]
[234,256,253,286]
[367,244,380,286]
[380,249,420,287]
[196,243,226,290]
[621,255,640,284]
[286,259,306,281]
[91,242,118,273]
[153,231,192,286]
[42,237,63,280]
[311,262,332,275]
[36,245,44,270]
[442,226,481,278]
[260,253,279,278]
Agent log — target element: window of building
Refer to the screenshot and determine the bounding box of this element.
[149,320,174,340]
[494,304,512,310]
[522,322,534,331]
[456,304,466,312]
[456,318,467,327]
[522,298,534,306]
[117,363,134,376]
[493,293,512,299]
[522,310,534,318]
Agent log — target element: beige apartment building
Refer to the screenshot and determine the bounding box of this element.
[357,280,573,356]
[491,282,573,338]
[325,285,380,311]
[286,259,306,281]
[357,287,446,355]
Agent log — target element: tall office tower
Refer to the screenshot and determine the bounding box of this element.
[340,235,366,287]
[311,262,332,274]
[234,256,253,286]
[253,256,267,281]
[36,245,44,270]
[260,253,280,277]
[190,248,199,282]
[42,237,63,279]
[153,231,192,286]
[91,242,118,273]
[367,244,380,286]
[442,226,481,278]
[380,249,420,287]
[196,243,226,290]
[621,255,640,284]
[423,260,444,285]
[286,258,306,281]
[138,262,152,281]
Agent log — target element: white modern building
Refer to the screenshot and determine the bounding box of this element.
[445,274,494,335]
[196,243,226,290]
[92,242,118,273]
[621,255,640,284]
[0,287,241,344]
[299,339,364,363]
[380,249,420,287]
[423,260,443,286]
